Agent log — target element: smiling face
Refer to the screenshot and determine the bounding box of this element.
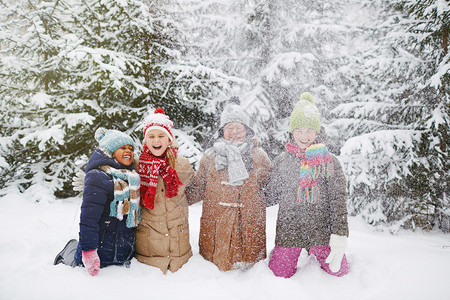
[113,144,134,166]
[223,121,247,143]
[293,127,317,149]
[145,129,171,157]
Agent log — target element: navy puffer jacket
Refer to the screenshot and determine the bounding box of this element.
[74,148,136,267]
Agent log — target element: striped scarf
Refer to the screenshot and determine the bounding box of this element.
[285,142,334,204]
[138,144,182,210]
[99,165,141,228]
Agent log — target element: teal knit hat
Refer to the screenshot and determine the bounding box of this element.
[289,92,321,133]
[95,127,135,155]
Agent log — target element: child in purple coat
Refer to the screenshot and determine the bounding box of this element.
[54,128,140,276]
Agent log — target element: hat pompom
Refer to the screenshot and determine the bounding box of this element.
[300,92,314,104]
[228,96,240,105]
[154,108,165,114]
[95,127,107,142]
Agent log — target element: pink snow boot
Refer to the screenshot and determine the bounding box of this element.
[309,245,350,277]
[268,245,302,278]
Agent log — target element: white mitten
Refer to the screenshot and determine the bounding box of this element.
[326,234,347,273]
[72,171,86,192]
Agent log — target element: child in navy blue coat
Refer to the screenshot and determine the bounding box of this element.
[54,128,141,276]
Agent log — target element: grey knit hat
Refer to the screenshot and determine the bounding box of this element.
[219,97,254,137]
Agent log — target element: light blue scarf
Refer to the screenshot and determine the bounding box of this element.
[100,165,141,228]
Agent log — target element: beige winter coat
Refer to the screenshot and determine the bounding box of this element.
[186,141,272,271]
[134,155,194,274]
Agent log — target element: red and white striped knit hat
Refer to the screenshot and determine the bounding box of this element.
[143,108,174,141]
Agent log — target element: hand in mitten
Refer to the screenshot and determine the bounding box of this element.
[325,234,347,273]
[82,250,100,276]
[72,171,86,192]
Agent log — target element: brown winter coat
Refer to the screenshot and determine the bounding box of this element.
[186,141,272,271]
[134,155,194,274]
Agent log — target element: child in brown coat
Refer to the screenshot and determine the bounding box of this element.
[186,97,272,271]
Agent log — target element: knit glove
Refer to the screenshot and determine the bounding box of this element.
[72,171,85,192]
[82,250,100,276]
[326,234,347,273]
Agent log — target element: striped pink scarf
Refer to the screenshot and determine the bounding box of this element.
[286,142,334,204]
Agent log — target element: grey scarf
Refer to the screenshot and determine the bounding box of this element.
[213,138,252,185]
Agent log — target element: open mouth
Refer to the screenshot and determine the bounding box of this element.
[152,145,162,150]
[123,155,132,160]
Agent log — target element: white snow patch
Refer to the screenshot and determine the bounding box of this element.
[0,193,449,300]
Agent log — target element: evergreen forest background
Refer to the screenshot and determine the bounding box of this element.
[0,0,448,233]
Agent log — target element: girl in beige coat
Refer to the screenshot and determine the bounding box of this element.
[186,97,272,271]
[135,108,194,274]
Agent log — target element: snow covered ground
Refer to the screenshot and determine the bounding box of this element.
[1,190,449,300]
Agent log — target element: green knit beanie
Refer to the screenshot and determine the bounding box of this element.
[289,92,321,133]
